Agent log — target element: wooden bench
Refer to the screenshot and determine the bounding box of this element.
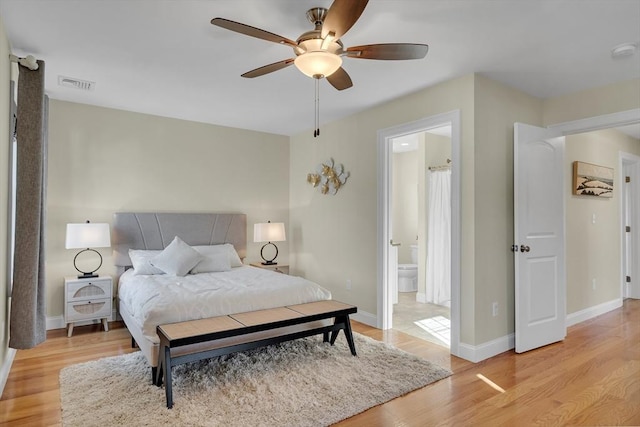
[155,300,357,408]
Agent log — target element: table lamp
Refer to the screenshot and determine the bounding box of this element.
[65,221,111,278]
[253,221,286,265]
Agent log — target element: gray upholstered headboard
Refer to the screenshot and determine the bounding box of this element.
[112,212,247,268]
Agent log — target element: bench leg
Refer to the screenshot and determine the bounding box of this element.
[329,329,339,345]
[329,315,357,356]
[323,332,329,343]
[329,315,343,345]
[343,315,357,356]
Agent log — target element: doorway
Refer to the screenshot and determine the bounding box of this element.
[377,110,461,357]
[390,128,452,348]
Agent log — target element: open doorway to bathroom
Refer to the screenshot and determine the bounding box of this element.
[390,127,452,348]
[378,110,461,357]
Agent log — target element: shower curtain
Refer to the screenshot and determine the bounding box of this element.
[425,169,451,307]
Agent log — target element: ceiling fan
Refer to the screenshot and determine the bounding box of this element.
[211,0,428,89]
[211,0,428,135]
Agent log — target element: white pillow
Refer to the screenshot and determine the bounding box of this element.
[191,252,231,274]
[192,244,243,268]
[129,249,165,275]
[150,236,203,276]
[225,243,243,267]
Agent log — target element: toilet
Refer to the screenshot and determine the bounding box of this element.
[397,244,418,292]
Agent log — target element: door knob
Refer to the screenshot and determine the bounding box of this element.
[520,245,530,252]
[390,240,401,247]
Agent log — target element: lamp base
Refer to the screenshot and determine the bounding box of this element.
[73,248,103,280]
[260,242,279,265]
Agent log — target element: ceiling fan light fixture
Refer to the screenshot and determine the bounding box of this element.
[294,51,342,78]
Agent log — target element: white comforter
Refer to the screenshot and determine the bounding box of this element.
[118,266,332,344]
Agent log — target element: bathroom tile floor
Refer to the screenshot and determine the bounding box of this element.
[392,291,451,348]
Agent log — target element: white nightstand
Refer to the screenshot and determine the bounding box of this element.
[249,263,289,275]
[64,275,113,337]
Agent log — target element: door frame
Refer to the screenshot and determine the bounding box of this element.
[377,110,461,357]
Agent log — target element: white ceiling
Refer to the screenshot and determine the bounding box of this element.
[1,0,639,136]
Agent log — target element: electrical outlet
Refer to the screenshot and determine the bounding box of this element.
[492,302,498,317]
[346,279,352,290]
[592,278,596,290]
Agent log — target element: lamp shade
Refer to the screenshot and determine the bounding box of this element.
[253,222,286,243]
[65,223,111,249]
[294,51,342,78]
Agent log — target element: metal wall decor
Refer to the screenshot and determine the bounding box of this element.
[307,158,349,195]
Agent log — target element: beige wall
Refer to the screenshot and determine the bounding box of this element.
[46,100,290,319]
[0,15,11,379]
[565,128,640,314]
[392,150,418,264]
[472,75,543,343]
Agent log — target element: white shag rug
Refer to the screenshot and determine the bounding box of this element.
[60,333,451,427]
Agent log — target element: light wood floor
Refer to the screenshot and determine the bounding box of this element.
[1,299,638,426]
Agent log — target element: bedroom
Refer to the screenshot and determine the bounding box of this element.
[1,0,640,425]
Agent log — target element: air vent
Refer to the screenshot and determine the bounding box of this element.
[58,75,95,91]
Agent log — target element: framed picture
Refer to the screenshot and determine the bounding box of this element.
[573,161,614,198]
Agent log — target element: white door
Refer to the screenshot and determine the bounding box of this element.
[514,123,566,353]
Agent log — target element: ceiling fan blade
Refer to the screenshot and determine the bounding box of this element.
[346,43,429,60]
[211,18,297,48]
[321,0,369,40]
[241,59,295,78]
[326,67,353,91]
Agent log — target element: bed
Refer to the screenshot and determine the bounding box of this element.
[112,212,332,374]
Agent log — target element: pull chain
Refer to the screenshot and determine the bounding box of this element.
[313,75,321,138]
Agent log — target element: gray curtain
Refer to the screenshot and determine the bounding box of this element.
[9,60,47,349]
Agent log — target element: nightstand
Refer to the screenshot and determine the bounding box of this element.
[64,276,113,337]
[249,263,289,275]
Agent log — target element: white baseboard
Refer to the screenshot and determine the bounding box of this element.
[454,299,623,363]
[352,310,376,328]
[457,333,515,363]
[416,292,426,303]
[0,348,17,397]
[46,315,64,330]
[566,298,623,327]
[46,309,117,331]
